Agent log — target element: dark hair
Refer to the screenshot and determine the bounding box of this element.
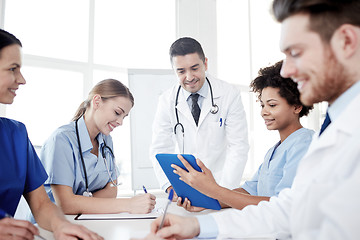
[0,29,22,56]
[169,37,205,63]
[72,79,134,121]
[250,61,313,118]
[272,0,360,43]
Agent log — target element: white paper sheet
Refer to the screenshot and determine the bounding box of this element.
[75,211,161,220]
[75,198,167,220]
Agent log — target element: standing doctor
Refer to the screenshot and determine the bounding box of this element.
[150,37,249,194]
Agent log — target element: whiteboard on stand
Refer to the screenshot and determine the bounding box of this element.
[128,69,177,190]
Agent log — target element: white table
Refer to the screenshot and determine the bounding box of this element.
[39,198,207,239]
[40,215,153,239]
[39,199,273,240]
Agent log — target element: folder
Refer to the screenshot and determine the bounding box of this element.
[156,153,221,210]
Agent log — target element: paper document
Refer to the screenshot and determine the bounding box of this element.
[75,198,166,220]
[75,211,160,220]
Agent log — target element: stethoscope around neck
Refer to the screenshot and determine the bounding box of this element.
[75,118,120,197]
[174,77,219,153]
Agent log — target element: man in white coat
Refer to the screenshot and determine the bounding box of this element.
[145,0,360,239]
[150,37,249,194]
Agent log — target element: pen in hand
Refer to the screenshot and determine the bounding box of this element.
[158,188,174,230]
[143,185,148,193]
[0,209,11,219]
[0,209,47,240]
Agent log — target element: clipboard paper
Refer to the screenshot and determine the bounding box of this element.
[75,212,160,220]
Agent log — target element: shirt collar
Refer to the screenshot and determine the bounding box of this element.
[183,78,209,101]
[98,134,105,149]
[77,116,95,153]
[328,80,360,122]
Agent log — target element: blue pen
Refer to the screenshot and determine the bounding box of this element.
[0,209,47,240]
[0,209,12,219]
[142,185,148,193]
[219,118,223,127]
[158,188,174,230]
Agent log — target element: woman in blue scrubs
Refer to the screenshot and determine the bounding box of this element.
[173,60,314,211]
[0,29,102,240]
[40,79,156,214]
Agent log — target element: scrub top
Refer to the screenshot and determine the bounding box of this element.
[242,128,314,197]
[40,116,118,202]
[0,118,48,217]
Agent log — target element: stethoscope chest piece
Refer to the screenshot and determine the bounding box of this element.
[83,190,93,197]
[210,104,219,114]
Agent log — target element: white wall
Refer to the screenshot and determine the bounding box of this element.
[0,0,325,192]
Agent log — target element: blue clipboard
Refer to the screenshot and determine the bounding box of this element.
[156,153,221,210]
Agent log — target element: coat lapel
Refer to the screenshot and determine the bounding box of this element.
[198,76,223,127]
[176,90,196,126]
[198,92,212,126]
[306,92,360,156]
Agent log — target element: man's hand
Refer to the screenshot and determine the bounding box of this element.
[149,214,200,239]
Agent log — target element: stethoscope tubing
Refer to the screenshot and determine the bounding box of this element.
[75,118,91,194]
[173,77,219,154]
[75,118,118,196]
[174,77,219,135]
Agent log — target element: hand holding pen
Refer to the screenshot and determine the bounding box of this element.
[0,209,47,240]
[158,188,174,229]
[143,185,148,193]
[127,186,156,214]
[148,201,201,239]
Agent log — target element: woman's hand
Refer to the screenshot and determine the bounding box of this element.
[129,193,156,213]
[177,197,205,212]
[0,218,39,240]
[171,155,220,197]
[165,186,178,202]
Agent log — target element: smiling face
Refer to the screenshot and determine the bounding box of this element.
[93,96,133,136]
[172,53,208,93]
[0,44,25,104]
[260,87,300,135]
[280,13,349,106]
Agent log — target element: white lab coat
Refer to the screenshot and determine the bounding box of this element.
[150,75,249,190]
[210,91,360,239]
